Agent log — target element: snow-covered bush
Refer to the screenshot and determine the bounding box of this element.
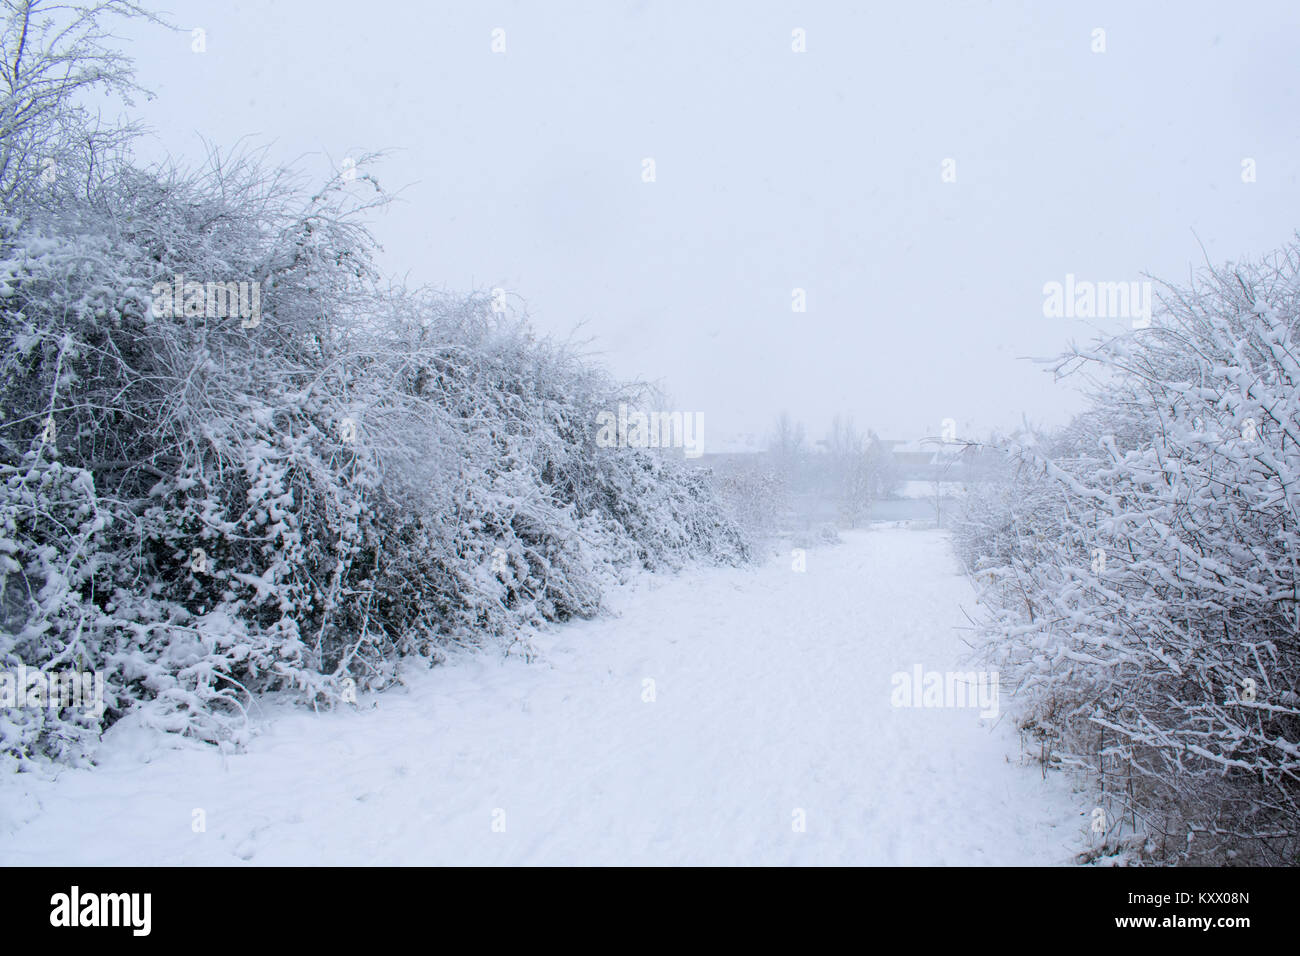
[956,244,1300,864]
[0,1,749,765]
[689,452,786,546]
[791,522,841,549]
[0,178,750,762]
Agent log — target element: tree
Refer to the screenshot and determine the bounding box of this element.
[0,0,161,210]
[863,428,899,502]
[825,414,871,527]
[768,411,805,475]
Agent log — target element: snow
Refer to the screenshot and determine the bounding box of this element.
[0,528,1082,865]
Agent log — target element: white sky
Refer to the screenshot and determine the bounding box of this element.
[119,1,1300,446]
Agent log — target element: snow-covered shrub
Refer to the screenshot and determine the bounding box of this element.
[814,522,841,545]
[956,243,1300,864]
[791,522,841,549]
[0,3,750,764]
[0,457,109,763]
[706,454,787,544]
[0,170,750,762]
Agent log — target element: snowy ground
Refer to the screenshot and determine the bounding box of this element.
[0,528,1085,865]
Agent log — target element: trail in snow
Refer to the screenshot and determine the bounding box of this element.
[0,528,1085,865]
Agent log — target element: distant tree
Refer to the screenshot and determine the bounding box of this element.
[823,415,870,527]
[764,410,802,512]
[864,429,899,501]
[768,411,806,475]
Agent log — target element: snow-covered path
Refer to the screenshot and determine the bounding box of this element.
[0,528,1082,865]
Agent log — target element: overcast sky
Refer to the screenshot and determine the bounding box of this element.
[119,1,1300,447]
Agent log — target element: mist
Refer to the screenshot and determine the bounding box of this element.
[114,0,1300,446]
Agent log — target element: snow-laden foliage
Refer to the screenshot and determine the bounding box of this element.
[701,453,787,545]
[0,23,748,763]
[955,244,1300,864]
